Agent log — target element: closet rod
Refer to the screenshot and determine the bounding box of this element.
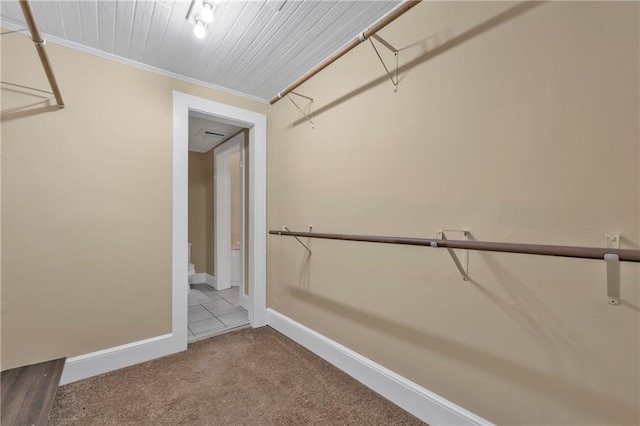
[269,0,421,105]
[269,230,640,263]
[19,0,64,108]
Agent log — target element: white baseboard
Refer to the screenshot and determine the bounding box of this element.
[191,273,216,287]
[266,309,492,426]
[60,333,184,385]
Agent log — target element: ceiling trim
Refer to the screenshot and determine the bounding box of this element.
[0,20,269,105]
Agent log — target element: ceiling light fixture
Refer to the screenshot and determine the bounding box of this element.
[200,1,214,24]
[193,19,206,39]
[187,0,216,40]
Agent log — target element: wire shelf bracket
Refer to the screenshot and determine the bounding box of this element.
[435,229,469,281]
[369,33,399,93]
[286,91,315,128]
[280,225,313,254]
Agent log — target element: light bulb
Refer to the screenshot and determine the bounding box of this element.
[200,2,214,24]
[193,20,206,39]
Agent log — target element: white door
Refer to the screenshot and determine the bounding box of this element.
[214,132,249,312]
[237,141,250,311]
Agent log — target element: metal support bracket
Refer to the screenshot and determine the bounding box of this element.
[282,225,312,254]
[287,91,314,128]
[605,233,621,304]
[436,229,469,281]
[604,254,620,305]
[369,34,399,92]
[606,233,620,249]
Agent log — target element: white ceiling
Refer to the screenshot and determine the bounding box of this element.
[0,0,400,101]
[188,112,243,152]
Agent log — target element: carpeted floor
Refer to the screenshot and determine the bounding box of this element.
[49,327,425,425]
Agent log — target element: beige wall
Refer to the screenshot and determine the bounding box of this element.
[188,149,214,276]
[1,32,267,369]
[267,2,639,425]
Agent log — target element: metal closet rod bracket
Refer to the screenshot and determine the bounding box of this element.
[435,229,469,281]
[368,33,399,92]
[605,253,620,305]
[605,233,621,305]
[285,91,314,128]
[280,225,312,254]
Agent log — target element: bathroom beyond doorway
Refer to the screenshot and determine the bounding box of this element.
[187,109,250,342]
[188,284,249,342]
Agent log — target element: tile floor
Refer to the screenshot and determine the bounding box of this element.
[188,284,249,343]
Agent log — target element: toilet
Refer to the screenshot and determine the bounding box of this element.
[188,243,196,285]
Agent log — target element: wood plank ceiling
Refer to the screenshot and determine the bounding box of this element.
[0,0,399,101]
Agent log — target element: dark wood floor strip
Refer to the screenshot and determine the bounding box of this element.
[1,358,66,426]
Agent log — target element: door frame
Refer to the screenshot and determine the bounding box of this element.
[173,91,267,349]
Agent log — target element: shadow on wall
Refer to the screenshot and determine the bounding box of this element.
[298,249,312,291]
[470,251,609,381]
[476,248,640,314]
[290,1,545,128]
[1,103,59,121]
[289,287,637,424]
[1,86,59,121]
[461,233,604,359]
[620,235,640,250]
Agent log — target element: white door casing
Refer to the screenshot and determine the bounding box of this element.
[238,138,250,311]
[175,91,267,331]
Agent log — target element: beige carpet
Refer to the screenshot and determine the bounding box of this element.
[49,327,425,425]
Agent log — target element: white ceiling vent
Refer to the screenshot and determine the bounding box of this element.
[266,0,287,12]
[190,128,226,153]
[188,115,244,153]
[197,129,226,140]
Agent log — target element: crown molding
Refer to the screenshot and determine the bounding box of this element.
[0,20,269,105]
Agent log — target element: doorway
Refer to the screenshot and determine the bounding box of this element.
[172,92,267,352]
[187,114,250,341]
